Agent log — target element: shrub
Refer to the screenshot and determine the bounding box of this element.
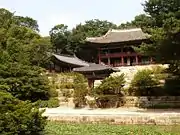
[34,98,59,108]
[164,75,180,96]
[92,74,125,108]
[96,95,125,108]
[73,74,88,108]
[0,91,47,135]
[151,66,168,80]
[48,88,58,97]
[86,99,97,108]
[61,89,73,98]
[94,74,125,95]
[129,69,159,96]
[59,82,74,89]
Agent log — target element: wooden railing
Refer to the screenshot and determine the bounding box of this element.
[100,52,138,58]
[110,62,154,67]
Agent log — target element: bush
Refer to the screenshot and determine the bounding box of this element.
[48,88,58,97]
[61,89,73,98]
[151,66,168,80]
[94,74,125,95]
[164,75,180,96]
[73,74,88,108]
[34,98,59,108]
[96,95,125,108]
[0,91,47,135]
[92,74,125,108]
[129,69,159,96]
[59,82,74,89]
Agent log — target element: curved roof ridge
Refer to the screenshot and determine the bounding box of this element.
[86,28,150,43]
[52,53,89,67]
[111,28,142,33]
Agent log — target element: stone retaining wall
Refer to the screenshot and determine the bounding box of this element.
[46,114,180,125]
[124,96,180,108]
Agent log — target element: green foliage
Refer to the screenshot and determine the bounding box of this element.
[29,37,52,67]
[129,70,159,96]
[48,87,58,98]
[49,19,117,61]
[151,66,168,80]
[49,24,72,54]
[73,74,88,108]
[96,95,125,108]
[94,74,125,95]
[60,89,73,98]
[0,91,47,135]
[0,63,51,102]
[0,8,51,67]
[164,76,180,96]
[59,82,74,89]
[92,74,125,108]
[133,0,180,75]
[46,122,180,135]
[13,15,39,32]
[34,98,59,108]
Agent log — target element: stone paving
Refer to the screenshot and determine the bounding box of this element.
[43,107,180,125]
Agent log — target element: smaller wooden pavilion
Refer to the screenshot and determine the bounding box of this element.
[49,53,89,72]
[73,63,119,88]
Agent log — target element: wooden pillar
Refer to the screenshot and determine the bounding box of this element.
[127,57,131,66]
[121,56,124,66]
[108,57,111,66]
[98,48,101,64]
[88,79,94,88]
[121,47,123,52]
[136,56,138,65]
[150,57,153,64]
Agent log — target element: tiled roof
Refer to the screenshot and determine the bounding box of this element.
[73,63,119,72]
[52,54,89,67]
[86,28,150,43]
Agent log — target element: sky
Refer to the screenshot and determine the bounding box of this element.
[0,0,145,36]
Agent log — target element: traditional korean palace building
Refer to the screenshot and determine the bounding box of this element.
[49,28,153,88]
[86,28,152,67]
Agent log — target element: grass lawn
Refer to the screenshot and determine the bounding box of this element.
[45,121,180,135]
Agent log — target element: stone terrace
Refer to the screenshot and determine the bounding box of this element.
[95,64,168,88]
[43,107,180,125]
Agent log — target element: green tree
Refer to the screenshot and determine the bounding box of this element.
[73,74,88,108]
[0,91,46,135]
[0,8,52,102]
[0,8,49,66]
[49,24,72,54]
[49,19,117,58]
[136,0,180,75]
[13,16,39,32]
[72,19,117,61]
[0,63,51,102]
[29,36,52,67]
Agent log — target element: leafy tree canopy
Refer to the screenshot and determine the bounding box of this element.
[0,8,51,67]
[127,0,180,75]
[0,8,52,102]
[49,19,117,55]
